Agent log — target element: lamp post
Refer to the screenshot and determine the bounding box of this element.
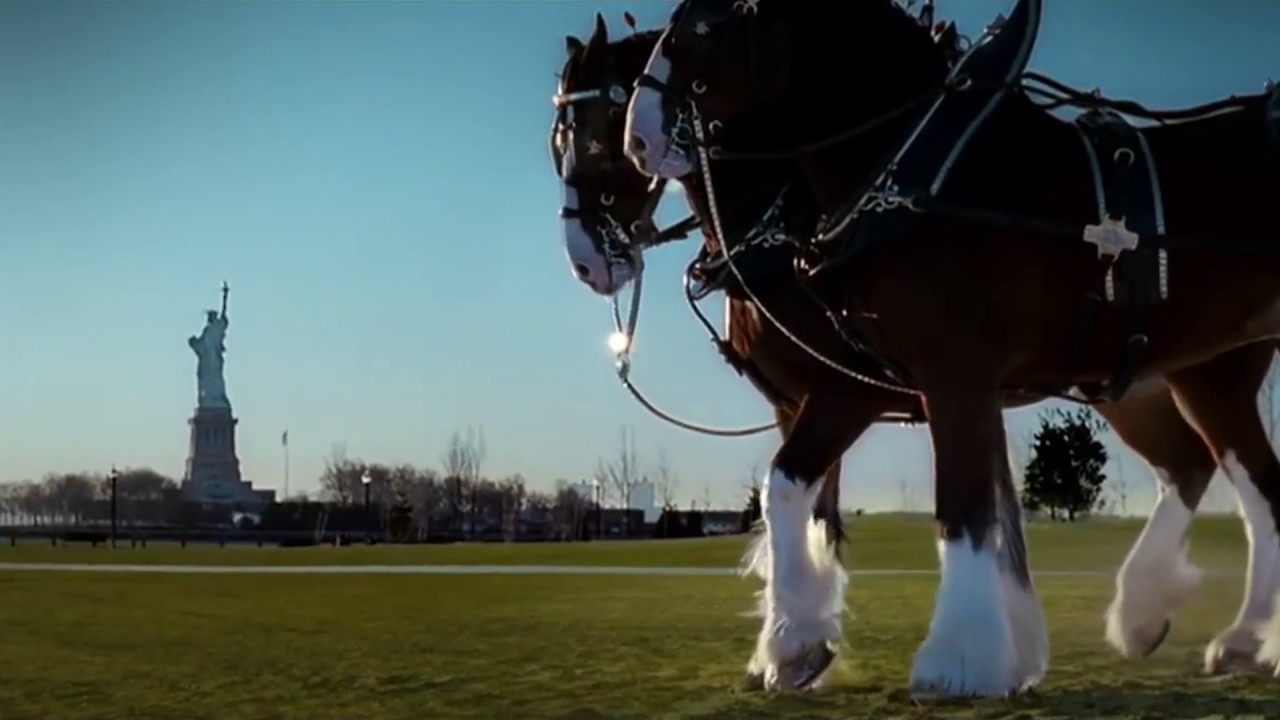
[592,478,603,541]
[361,471,372,539]
[108,466,120,548]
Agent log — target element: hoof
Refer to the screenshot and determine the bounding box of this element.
[755,642,836,691]
[1139,619,1172,658]
[1205,627,1265,675]
[777,642,836,690]
[1206,646,1261,675]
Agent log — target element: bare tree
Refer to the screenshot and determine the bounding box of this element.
[741,462,761,495]
[0,482,22,524]
[552,479,588,540]
[497,474,527,541]
[441,426,486,538]
[701,482,713,512]
[653,448,680,510]
[405,467,446,540]
[596,425,644,537]
[18,482,47,525]
[319,443,357,505]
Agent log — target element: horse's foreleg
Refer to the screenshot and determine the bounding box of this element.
[910,372,1045,697]
[743,404,799,687]
[744,454,845,688]
[751,390,882,691]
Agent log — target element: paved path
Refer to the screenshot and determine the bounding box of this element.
[0,562,1127,577]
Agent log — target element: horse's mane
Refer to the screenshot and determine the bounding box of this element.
[782,0,938,57]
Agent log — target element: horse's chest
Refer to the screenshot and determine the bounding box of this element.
[723,299,804,404]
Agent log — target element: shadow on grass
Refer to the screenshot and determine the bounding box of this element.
[542,682,1280,720]
[1015,687,1280,719]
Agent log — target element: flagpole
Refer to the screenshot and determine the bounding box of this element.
[282,430,290,501]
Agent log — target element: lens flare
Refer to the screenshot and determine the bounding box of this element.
[607,331,631,355]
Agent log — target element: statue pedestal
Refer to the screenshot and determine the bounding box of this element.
[181,406,273,508]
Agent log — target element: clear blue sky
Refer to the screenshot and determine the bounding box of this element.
[1,1,1275,511]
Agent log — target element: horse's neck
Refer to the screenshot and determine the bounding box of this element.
[698,108,796,240]
[685,160,790,248]
[786,8,946,210]
[614,33,661,77]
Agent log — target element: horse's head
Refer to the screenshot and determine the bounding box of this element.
[624,0,945,182]
[623,0,793,180]
[551,14,665,296]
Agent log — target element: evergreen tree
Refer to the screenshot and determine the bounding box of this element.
[1022,407,1109,521]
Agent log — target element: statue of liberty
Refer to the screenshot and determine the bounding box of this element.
[189,282,231,409]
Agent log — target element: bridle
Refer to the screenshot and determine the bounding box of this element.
[554,67,787,437]
[553,83,664,268]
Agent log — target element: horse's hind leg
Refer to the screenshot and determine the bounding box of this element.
[751,388,886,691]
[1163,347,1280,674]
[1096,378,1213,659]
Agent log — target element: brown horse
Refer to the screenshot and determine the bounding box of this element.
[623,0,1280,697]
[554,23,854,688]
[559,11,1280,691]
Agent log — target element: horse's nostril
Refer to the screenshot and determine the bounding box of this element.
[627,133,648,157]
[573,262,592,280]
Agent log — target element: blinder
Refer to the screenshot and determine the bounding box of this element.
[553,77,676,266]
[552,83,631,181]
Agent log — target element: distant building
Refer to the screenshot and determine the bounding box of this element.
[568,481,600,505]
[567,479,658,522]
[701,510,743,535]
[630,481,659,522]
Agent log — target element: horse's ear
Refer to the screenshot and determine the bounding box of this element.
[623,11,637,33]
[588,11,609,48]
[565,35,584,56]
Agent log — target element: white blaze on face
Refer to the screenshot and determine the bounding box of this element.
[624,30,694,180]
[554,91,611,293]
[560,176,613,294]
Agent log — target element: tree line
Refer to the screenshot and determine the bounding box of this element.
[0,425,749,541]
[4,411,1142,533]
[0,468,174,526]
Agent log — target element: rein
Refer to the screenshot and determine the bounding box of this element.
[608,253,781,437]
[862,73,1280,254]
[556,81,784,437]
[687,100,920,395]
[607,203,780,438]
[706,84,950,162]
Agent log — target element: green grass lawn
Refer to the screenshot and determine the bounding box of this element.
[1,514,1274,720]
[0,514,1251,573]
[2,571,1278,720]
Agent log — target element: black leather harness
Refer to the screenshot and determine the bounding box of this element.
[1061,109,1167,402]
